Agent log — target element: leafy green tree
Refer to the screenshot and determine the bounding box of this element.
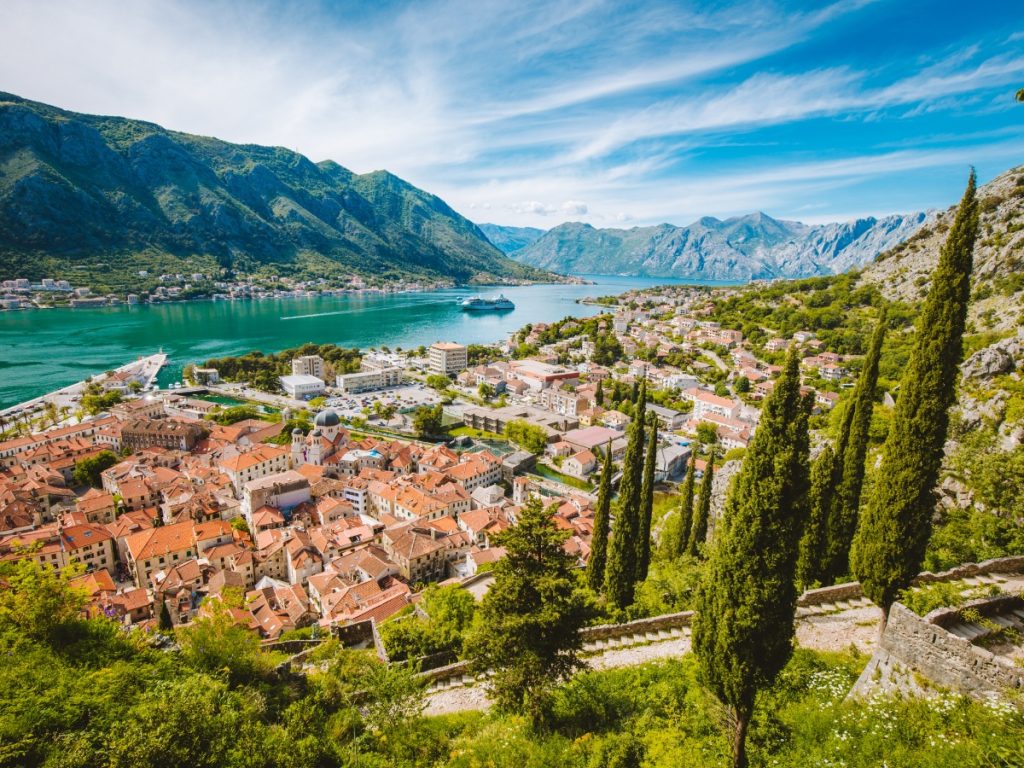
[0,554,87,642]
[635,415,658,581]
[825,311,887,581]
[412,403,444,438]
[696,421,719,447]
[587,443,613,594]
[106,675,269,768]
[175,600,272,685]
[504,418,549,454]
[734,375,751,394]
[425,373,451,390]
[687,452,714,557]
[72,449,119,487]
[852,171,979,624]
[693,349,811,768]
[465,496,589,723]
[380,584,477,661]
[605,381,646,609]
[478,381,495,399]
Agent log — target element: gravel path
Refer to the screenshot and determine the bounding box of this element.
[424,609,882,716]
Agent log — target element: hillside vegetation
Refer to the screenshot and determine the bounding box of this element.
[0,92,553,291]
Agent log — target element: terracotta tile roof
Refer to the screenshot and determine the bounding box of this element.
[125,521,195,561]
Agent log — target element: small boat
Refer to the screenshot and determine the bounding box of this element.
[458,294,515,311]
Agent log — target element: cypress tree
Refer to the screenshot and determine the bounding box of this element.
[825,310,887,581]
[852,171,979,622]
[587,442,613,594]
[605,382,646,609]
[687,451,715,557]
[635,414,658,580]
[158,599,173,631]
[693,349,811,768]
[595,379,604,406]
[672,452,698,557]
[796,445,837,588]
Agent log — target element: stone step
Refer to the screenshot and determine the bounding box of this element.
[989,614,1018,630]
[1011,608,1024,622]
[947,624,976,640]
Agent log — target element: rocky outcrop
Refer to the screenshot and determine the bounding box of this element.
[962,329,1023,381]
[861,165,1024,334]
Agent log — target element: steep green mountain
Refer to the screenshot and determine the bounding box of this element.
[478,223,546,254]
[511,212,928,280]
[0,92,553,290]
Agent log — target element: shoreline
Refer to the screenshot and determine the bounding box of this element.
[0,352,167,421]
[0,276,735,410]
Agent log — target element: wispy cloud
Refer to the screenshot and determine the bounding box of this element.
[0,0,1021,229]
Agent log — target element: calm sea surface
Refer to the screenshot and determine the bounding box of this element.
[0,275,736,408]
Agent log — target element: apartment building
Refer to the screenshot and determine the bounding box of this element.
[428,342,467,376]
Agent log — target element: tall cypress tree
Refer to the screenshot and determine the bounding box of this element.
[635,414,658,580]
[587,442,613,594]
[796,445,837,588]
[605,382,646,609]
[158,599,173,631]
[687,451,715,557]
[671,452,698,557]
[852,171,979,623]
[693,349,811,768]
[595,379,604,406]
[825,310,887,581]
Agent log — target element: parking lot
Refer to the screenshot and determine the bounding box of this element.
[325,382,442,420]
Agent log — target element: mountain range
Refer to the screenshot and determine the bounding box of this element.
[483,212,930,281]
[0,92,551,290]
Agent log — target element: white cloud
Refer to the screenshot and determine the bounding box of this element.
[512,201,558,215]
[0,0,1018,232]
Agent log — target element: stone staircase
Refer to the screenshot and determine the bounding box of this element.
[944,604,1024,643]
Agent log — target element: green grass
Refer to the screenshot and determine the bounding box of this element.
[531,464,594,491]
[423,650,1024,768]
[448,425,507,441]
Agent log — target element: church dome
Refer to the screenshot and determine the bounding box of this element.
[313,409,341,428]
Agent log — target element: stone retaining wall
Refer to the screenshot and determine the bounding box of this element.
[797,555,1024,607]
[579,611,693,641]
[853,597,1024,702]
[912,555,1024,585]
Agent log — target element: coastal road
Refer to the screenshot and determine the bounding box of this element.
[0,353,167,421]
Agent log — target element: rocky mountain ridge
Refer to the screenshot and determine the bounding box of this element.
[503,210,929,280]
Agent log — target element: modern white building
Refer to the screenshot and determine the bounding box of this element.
[336,359,403,393]
[428,342,467,376]
[291,354,325,379]
[279,374,325,399]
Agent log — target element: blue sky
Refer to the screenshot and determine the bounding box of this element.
[2,0,1023,227]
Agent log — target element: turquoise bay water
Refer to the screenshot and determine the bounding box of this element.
[0,275,733,408]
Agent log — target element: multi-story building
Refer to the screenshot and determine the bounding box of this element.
[120,419,205,452]
[124,521,197,588]
[336,359,403,393]
[291,355,325,379]
[220,444,292,493]
[428,342,467,376]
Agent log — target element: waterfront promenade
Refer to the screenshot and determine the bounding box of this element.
[0,352,166,421]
